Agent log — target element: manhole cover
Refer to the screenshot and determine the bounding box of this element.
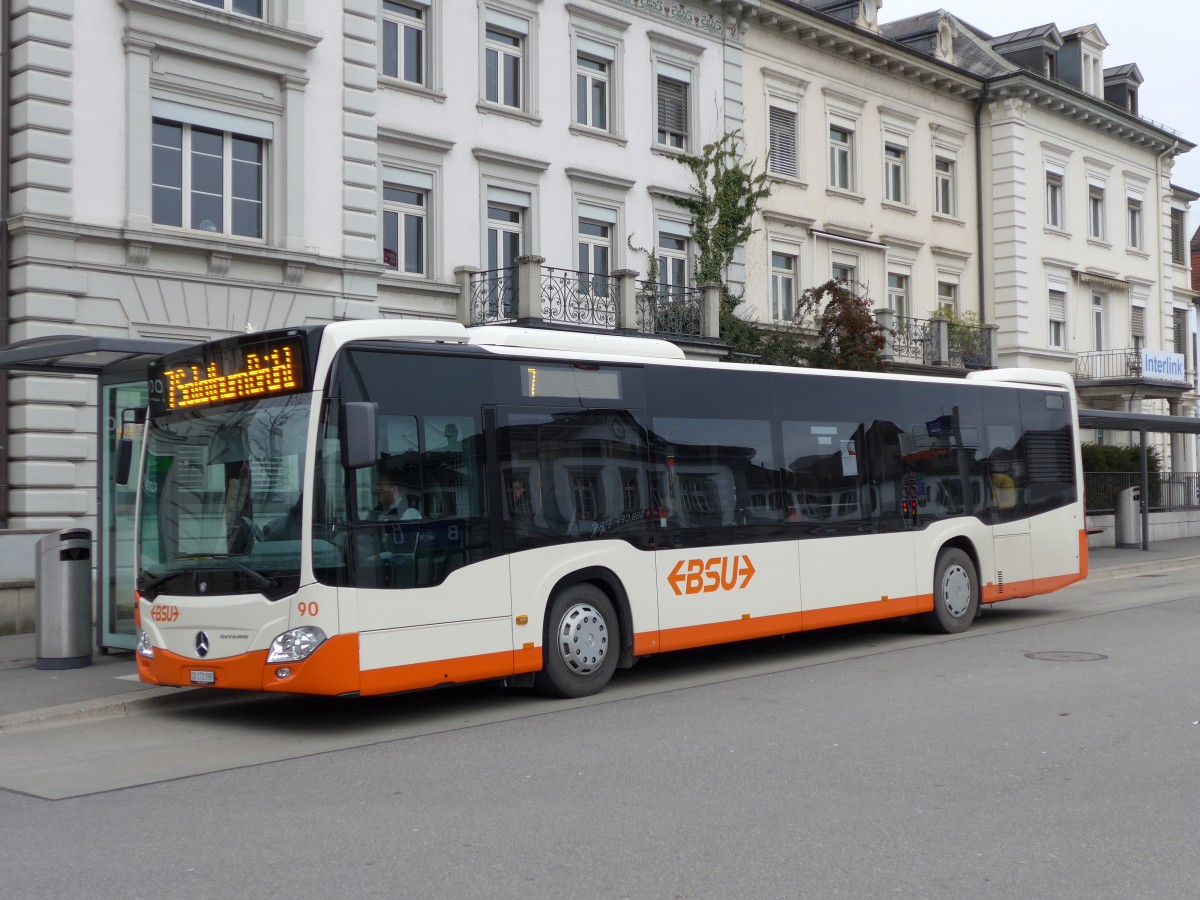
[1138,574,1167,578]
[1024,651,1108,662]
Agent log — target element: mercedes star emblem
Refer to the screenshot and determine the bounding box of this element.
[195,631,210,658]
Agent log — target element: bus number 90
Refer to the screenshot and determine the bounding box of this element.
[297,601,319,617]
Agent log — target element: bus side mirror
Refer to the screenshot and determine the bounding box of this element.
[115,440,134,486]
[114,407,146,486]
[340,401,378,469]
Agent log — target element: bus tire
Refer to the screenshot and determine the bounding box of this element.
[534,584,619,698]
[919,547,978,635]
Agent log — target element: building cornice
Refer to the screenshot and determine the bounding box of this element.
[987,74,1192,156]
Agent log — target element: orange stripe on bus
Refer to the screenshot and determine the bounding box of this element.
[652,595,926,654]
[1078,529,1090,580]
[359,649,516,697]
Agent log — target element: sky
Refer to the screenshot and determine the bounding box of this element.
[877,0,1200,194]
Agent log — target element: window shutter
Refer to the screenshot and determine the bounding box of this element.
[1048,291,1066,322]
[657,76,688,136]
[1131,305,1144,337]
[768,106,797,178]
[1173,308,1187,355]
[1171,209,1186,264]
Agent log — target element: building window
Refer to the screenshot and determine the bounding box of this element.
[1088,187,1106,240]
[771,252,796,321]
[569,471,600,522]
[383,1,426,85]
[829,126,852,190]
[883,144,906,204]
[190,0,263,17]
[937,280,958,313]
[1128,199,1143,250]
[934,157,955,216]
[152,119,264,238]
[620,469,640,514]
[1048,290,1066,349]
[1046,172,1063,229]
[575,51,610,130]
[1173,308,1188,357]
[577,218,611,298]
[1171,209,1187,264]
[1091,294,1104,351]
[383,185,426,275]
[487,204,522,271]
[1044,51,1057,79]
[657,230,689,297]
[1131,305,1145,353]
[768,105,798,178]
[485,26,523,108]
[832,262,856,285]
[887,272,909,319]
[656,74,689,150]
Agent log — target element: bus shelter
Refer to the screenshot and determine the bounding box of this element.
[0,335,195,649]
[1077,408,1200,551]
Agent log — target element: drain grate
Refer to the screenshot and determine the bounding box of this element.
[1025,651,1108,662]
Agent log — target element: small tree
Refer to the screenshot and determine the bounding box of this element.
[795,280,888,371]
[668,133,785,358]
[934,304,989,367]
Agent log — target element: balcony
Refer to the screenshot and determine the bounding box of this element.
[1074,348,1194,401]
[456,255,720,345]
[874,309,998,372]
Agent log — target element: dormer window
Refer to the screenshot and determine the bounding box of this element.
[1127,88,1138,115]
[1044,51,1057,79]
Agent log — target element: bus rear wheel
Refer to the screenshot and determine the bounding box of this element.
[919,548,978,635]
[534,584,619,699]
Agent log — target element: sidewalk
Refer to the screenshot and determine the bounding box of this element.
[3,535,1199,733]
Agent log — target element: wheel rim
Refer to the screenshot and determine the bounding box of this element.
[941,563,972,619]
[555,602,609,676]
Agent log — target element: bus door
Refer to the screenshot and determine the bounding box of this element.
[494,404,659,638]
[646,376,799,651]
[316,376,511,681]
[985,392,1032,596]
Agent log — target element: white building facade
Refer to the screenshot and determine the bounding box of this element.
[0,0,756,635]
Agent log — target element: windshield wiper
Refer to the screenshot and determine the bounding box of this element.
[138,569,183,595]
[175,553,279,593]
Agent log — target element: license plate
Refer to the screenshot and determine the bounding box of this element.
[190,670,216,685]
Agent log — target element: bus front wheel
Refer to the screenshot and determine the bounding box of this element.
[920,548,978,635]
[535,584,619,698]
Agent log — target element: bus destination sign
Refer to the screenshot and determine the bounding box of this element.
[159,339,305,411]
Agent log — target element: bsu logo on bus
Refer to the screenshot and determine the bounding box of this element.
[667,555,756,596]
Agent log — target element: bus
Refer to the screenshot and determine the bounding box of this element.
[132,321,1087,699]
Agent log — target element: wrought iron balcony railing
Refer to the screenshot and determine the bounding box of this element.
[635,281,705,340]
[468,267,517,324]
[540,267,616,329]
[889,315,992,369]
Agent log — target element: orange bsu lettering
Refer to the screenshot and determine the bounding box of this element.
[667,556,756,596]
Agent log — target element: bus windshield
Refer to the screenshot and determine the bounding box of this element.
[137,393,310,599]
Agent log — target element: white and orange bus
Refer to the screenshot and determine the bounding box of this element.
[132,321,1087,698]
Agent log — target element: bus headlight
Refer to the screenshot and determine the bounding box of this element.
[136,630,155,659]
[267,626,327,663]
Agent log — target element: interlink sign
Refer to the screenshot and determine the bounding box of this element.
[1141,350,1187,383]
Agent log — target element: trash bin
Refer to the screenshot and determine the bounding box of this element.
[1115,487,1141,550]
[34,528,93,670]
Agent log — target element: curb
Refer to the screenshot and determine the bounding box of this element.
[0,684,258,734]
[1084,553,1200,583]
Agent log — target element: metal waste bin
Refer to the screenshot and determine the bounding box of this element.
[1115,487,1141,550]
[34,528,93,670]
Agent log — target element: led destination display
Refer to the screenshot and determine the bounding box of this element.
[151,337,307,413]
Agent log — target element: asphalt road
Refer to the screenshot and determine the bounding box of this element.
[1,568,1198,899]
